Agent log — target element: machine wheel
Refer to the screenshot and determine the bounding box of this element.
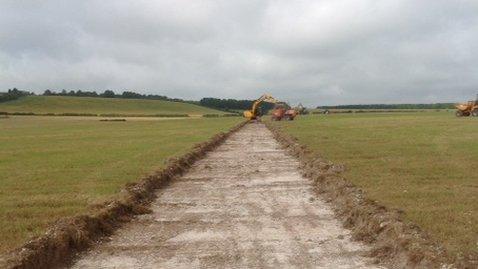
[472,109,478,117]
[456,110,464,117]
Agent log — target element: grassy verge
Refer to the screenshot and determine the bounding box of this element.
[271,112,477,260]
[0,96,225,116]
[0,116,241,253]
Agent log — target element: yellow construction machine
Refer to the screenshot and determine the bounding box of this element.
[455,94,478,117]
[243,94,279,120]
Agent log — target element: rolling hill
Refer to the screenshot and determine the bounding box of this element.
[0,96,226,116]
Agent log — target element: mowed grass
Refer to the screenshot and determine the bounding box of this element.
[0,96,225,116]
[272,112,478,259]
[0,116,241,253]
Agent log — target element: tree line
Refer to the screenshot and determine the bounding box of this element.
[199,97,274,112]
[0,88,264,112]
[42,89,194,103]
[3,88,457,111]
[317,103,455,110]
[0,88,33,103]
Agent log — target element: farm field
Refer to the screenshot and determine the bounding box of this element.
[0,116,241,253]
[0,96,226,116]
[310,108,452,114]
[271,112,478,260]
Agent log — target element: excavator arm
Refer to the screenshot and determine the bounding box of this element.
[244,94,279,120]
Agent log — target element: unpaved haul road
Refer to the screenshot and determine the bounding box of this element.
[71,123,383,269]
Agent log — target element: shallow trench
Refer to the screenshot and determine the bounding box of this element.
[70,123,385,269]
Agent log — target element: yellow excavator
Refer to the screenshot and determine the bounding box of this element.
[243,94,279,120]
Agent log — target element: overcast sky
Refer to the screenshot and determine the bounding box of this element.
[1,0,477,106]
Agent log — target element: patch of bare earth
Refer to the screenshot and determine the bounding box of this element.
[71,123,383,268]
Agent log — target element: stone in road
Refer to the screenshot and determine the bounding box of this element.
[71,123,383,269]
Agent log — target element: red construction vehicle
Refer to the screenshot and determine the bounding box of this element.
[271,103,298,121]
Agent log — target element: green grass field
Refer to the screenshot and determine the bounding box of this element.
[0,96,225,116]
[310,108,452,114]
[0,116,241,253]
[272,112,477,259]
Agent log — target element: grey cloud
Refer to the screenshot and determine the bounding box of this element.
[1,0,477,106]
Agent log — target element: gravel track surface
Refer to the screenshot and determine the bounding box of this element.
[71,123,383,269]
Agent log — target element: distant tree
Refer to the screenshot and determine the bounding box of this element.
[73,90,97,97]
[121,91,143,99]
[0,88,31,103]
[101,90,116,98]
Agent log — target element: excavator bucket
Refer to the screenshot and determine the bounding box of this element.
[243,110,254,120]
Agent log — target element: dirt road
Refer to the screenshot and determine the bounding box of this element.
[71,123,383,268]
